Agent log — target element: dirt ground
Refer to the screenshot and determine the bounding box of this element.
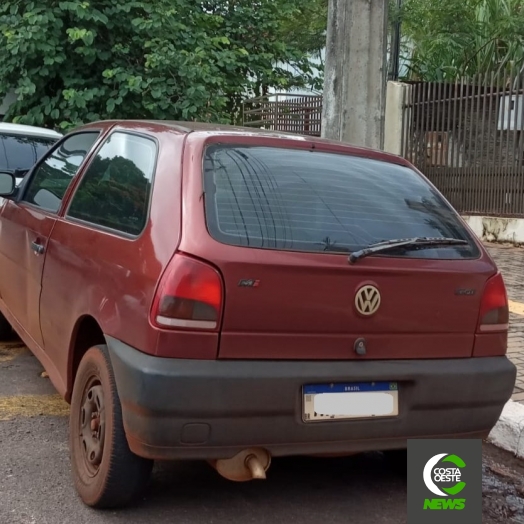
[483,443,524,523]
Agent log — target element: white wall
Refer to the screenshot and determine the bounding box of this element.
[384,81,411,155]
[463,215,524,244]
[268,49,325,97]
[0,91,16,118]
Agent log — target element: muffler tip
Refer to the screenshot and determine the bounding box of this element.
[210,448,271,482]
[245,454,266,480]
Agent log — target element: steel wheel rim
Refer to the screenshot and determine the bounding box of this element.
[79,376,106,477]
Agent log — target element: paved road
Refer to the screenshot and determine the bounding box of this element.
[1,341,524,523]
[488,245,524,403]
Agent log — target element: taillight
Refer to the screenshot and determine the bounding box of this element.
[151,254,223,330]
[477,273,509,333]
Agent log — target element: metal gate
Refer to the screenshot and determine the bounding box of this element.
[242,93,322,136]
[402,73,524,217]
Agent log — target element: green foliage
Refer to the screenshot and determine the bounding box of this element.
[0,0,320,129]
[278,0,327,56]
[401,0,524,81]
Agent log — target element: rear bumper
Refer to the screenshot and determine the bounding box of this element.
[107,336,516,461]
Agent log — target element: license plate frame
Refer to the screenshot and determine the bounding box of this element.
[302,381,399,422]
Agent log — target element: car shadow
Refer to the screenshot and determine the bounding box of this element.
[102,453,408,524]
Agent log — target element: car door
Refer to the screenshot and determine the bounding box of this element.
[39,130,159,380]
[0,132,100,348]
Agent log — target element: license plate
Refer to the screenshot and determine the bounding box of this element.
[303,382,399,422]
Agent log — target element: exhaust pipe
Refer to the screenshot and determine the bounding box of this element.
[209,448,271,482]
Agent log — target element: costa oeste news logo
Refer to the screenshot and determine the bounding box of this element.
[423,453,466,510]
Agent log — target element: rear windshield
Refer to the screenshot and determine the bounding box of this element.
[202,145,478,259]
[0,134,57,172]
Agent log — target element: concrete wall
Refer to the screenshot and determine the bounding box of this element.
[384,81,411,155]
[463,215,524,244]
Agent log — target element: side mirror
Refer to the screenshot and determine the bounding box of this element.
[0,172,15,197]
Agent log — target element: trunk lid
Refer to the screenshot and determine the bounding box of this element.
[212,251,494,359]
[185,140,494,360]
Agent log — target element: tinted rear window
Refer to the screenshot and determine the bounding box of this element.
[0,134,56,172]
[202,145,478,259]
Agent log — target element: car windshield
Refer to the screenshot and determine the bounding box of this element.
[202,144,479,260]
[0,134,57,173]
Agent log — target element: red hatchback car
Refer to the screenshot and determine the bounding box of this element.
[0,120,516,508]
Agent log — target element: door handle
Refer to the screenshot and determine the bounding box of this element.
[31,241,45,255]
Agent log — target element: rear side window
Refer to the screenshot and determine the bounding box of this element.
[203,145,478,259]
[67,132,156,236]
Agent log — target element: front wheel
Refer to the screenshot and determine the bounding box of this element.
[70,344,153,508]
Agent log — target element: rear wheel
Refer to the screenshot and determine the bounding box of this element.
[0,312,12,340]
[70,344,153,508]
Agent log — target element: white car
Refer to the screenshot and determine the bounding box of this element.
[0,123,62,188]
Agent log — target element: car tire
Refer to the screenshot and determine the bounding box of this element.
[0,312,12,340]
[70,344,153,508]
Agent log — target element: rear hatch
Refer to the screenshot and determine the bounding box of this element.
[194,143,496,360]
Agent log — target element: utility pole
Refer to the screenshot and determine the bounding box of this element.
[321,0,389,150]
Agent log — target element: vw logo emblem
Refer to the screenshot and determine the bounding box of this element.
[355,285,381,316]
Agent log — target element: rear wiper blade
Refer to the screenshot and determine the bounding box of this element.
[348,237,468,264]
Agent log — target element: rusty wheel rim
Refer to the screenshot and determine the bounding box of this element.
[79,377,106,477]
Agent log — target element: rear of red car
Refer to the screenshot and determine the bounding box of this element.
[108,131,516,462]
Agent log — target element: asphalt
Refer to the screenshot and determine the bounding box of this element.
[1,342,524,524]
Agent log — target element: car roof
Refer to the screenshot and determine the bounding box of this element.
[81,120,406,165]
[0,122,62,139]
[86,119,317,137]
